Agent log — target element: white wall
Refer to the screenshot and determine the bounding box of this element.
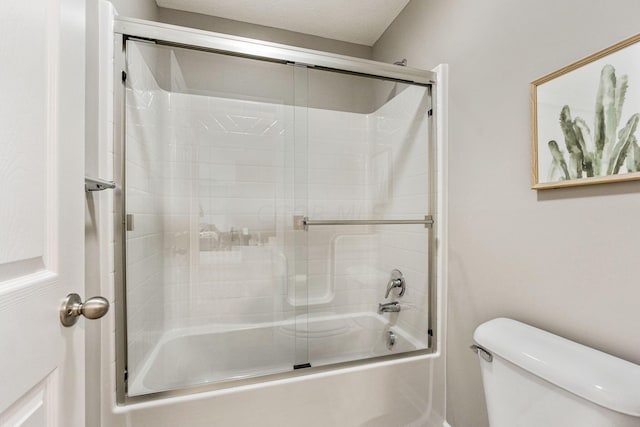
[373,1,640,426]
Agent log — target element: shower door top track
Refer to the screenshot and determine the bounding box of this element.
[114,16,437,85]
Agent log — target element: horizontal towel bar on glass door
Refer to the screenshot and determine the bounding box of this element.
[293,215,434,231]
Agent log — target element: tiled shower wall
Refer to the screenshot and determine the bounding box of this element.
[162,97,378,327]
[305,108,378,313]
[171,92,294,328]
[304,84,432,334]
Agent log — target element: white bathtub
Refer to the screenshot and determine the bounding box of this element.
[127,312,426,396]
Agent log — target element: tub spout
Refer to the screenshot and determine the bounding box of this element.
[378,301,401,314]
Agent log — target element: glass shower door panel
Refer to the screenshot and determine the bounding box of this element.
[300,69,433,368]
[124,41,305,396]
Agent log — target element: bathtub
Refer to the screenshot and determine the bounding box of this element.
[127,312,426,397]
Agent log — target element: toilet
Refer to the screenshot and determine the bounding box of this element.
[473,318,640,426]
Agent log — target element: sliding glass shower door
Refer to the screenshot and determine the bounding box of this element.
[124,40,307,395]
[121,39,433,398]
[300,68,432,368]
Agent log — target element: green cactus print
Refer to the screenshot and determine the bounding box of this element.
[548,64,640,181]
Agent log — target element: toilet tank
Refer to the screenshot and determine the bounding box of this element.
[473,318,640,427]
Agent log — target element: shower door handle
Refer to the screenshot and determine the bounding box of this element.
[59,293,110,327]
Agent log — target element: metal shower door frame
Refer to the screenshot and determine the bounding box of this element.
[112,16,440,405]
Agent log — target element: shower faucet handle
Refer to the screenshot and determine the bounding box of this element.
[385,269,406,298]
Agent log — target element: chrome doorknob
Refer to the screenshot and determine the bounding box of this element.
[60,293,110,327]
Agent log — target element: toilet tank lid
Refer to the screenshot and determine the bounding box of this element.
[473,318,640,417]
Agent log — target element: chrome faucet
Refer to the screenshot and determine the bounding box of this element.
[385,269,406,298]
[378,301,401,314]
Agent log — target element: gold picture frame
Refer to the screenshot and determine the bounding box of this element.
[531,33,640,190]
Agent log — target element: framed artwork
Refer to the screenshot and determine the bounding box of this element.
[531,33,640,189]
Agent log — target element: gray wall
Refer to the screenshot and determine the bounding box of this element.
[373,1,640,426]
[110,0,158,20]
[157,7,372,59]
[107,0,371,59]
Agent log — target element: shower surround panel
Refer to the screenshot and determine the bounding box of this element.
[125,41,431,394]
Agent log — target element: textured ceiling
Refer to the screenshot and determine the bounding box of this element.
[155,0,410,46]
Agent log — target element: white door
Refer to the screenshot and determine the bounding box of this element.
[0,0,87,426]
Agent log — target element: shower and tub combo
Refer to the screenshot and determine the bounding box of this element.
[101,9,446,425]
[93,6,640,427]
